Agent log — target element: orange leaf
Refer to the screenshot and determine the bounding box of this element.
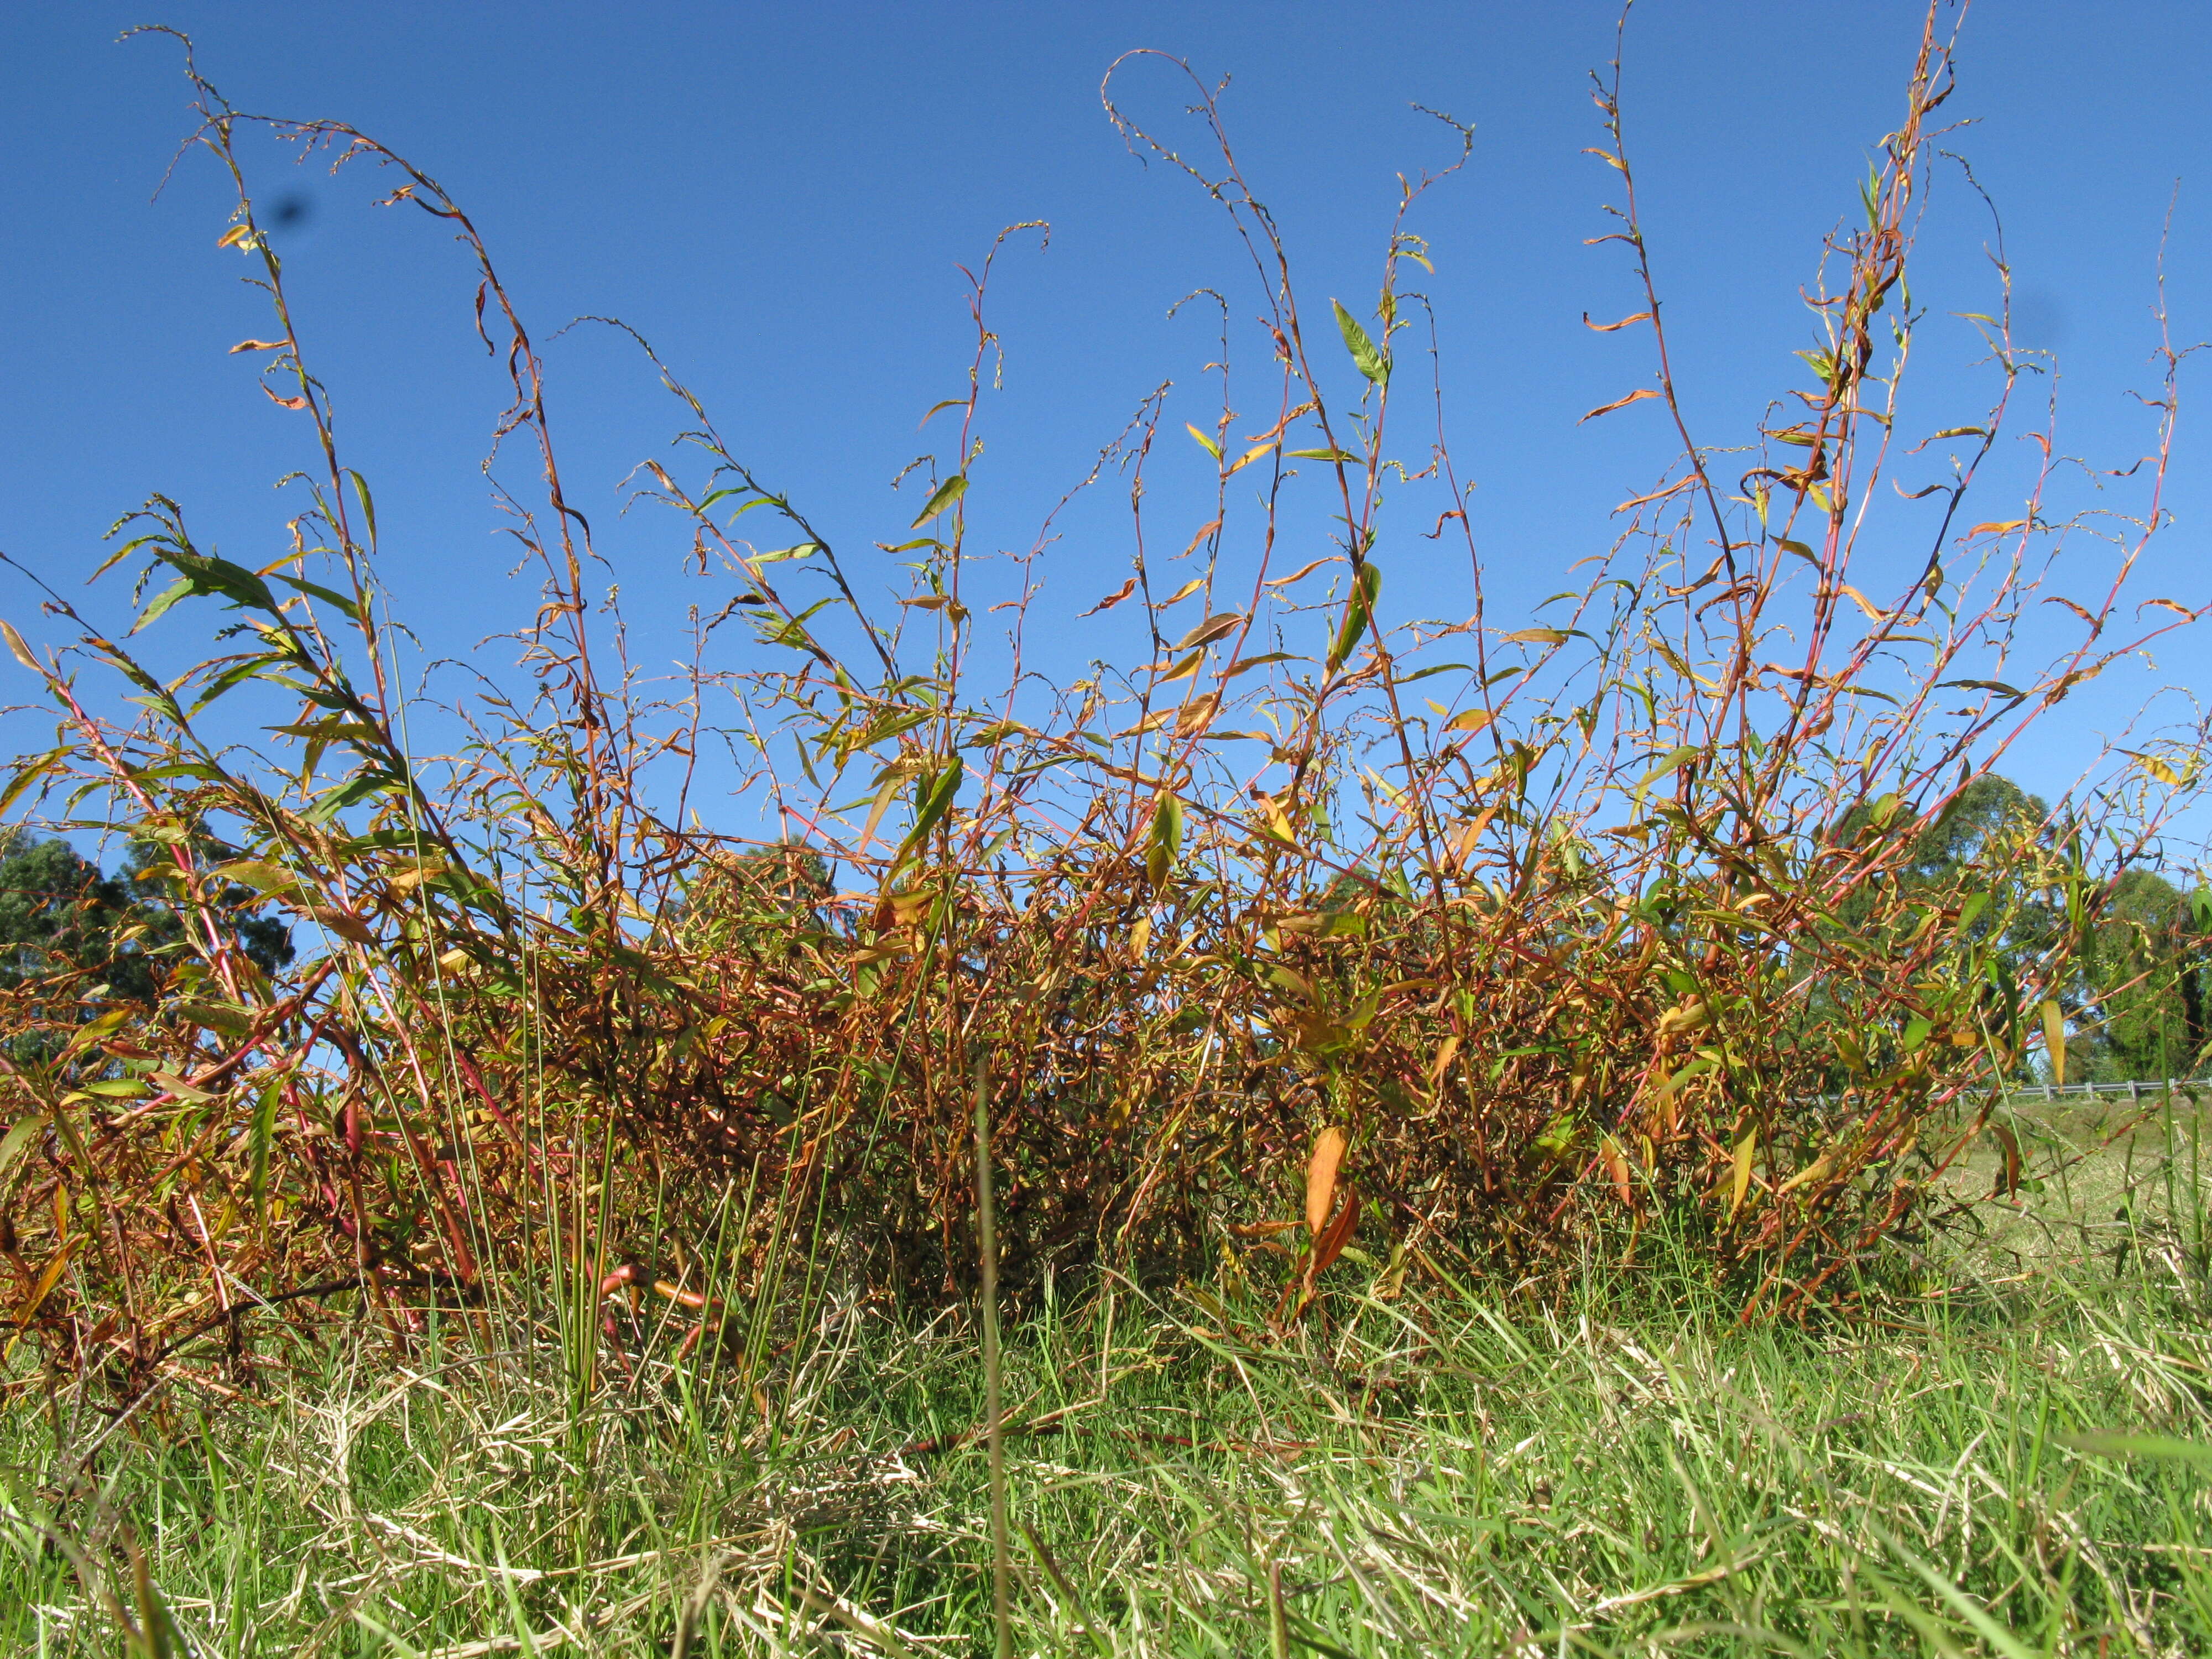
[1079,577,1135,618]
[1599,1135,1633,1206]
[1310,1187,1359,1276]
[1579,388,1660,424]
[1306,1126,1347,1235]
[1968,520,2026,536]
[1263,557,1337,588]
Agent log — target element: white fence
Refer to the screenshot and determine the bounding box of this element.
[2001,1078,2212,1105]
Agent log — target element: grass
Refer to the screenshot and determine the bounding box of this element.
[5,1164,2209,1658]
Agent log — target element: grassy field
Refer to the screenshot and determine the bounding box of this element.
[4,1134,2209,1659]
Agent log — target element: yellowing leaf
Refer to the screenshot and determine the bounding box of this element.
[1427,1033,1462,1087]
[209,859,299,895]
[0,619,40,671]
[1160,576,1206,607]
[1776,1149,1836,1196]
[1444,708,1493,734]
[1225,440,1278,476]
[1729,1130,1757,1217]
[1501,628,1567,646]
[1185,422,1222,461]
[2042,999,2065,1089]
[1968,520,2026,536]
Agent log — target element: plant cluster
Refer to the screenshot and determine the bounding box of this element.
[0,7,2198,1401]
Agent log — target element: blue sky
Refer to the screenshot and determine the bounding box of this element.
[0,2,2204,854]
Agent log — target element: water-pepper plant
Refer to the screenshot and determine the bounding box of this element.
[0,6,2198,1404]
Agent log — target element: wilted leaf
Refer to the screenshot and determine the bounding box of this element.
[1081,577,1136,618]
[307,906,378,947]
[1310,1187,1359,1276]
[1599,1136,1633,1206]
[1990,1122,2022,1197]
[1176,612,1244,650]
[1172,694,1220,738]
[1579,388,1660,423]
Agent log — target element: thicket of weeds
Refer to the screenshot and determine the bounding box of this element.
[0,9,2206,1645]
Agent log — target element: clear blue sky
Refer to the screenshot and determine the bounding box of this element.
[1,3,2204,851]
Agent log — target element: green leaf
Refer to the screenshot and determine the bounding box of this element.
[1332,301,1390,387]
[305,771,401,825]
[0,746,65,821]
[76,1079,148,1099]
[909,473,968,530]
[209,859,300,896]
[250,1076,283,1223]
[0,1115,45,1190]
[1635,745,1700,787]
[1327,561,1382,672]
[1186,423,1222,461]
[1629,745,1700,816]
[895,757,965,864]
[347,469,379,547]
[1146,791,1183,890]
[269,573,362,620]
[2059,1430,2212,1467]
[134,577,196,633]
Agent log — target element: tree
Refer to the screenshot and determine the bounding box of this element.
[2080,868,2211,1082]
[0,828,293,1011]
[1820,775,2061,1082]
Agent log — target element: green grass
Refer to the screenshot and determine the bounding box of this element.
[4,1199,2211,1658]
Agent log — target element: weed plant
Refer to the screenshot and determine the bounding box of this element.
[0,9,2206,1647]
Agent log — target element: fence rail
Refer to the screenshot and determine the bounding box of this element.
[2000,1078,2212,1105]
